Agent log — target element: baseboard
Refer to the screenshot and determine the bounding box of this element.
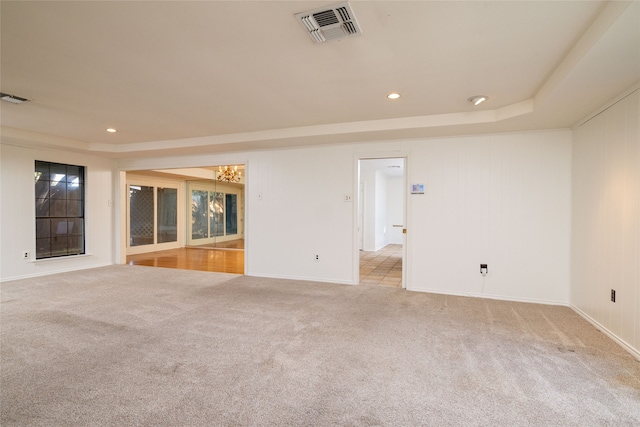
[570,304,640,362]
[406,286,569,306]
[0,262,113,283]
[246,272,354,286]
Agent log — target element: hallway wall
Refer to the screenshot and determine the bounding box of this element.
[571,89,640,356]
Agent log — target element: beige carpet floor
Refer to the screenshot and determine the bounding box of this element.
[1,265,639,426]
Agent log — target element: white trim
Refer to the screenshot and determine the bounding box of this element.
[407,287,570,306]
[571,305,640,362]
[572,84,640,129]
[0,262,113,283]
[30,253,93,263]
[247,272,354,286]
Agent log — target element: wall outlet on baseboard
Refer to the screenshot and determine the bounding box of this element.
[611,289,616,303]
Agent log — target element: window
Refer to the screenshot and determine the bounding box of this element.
[35,161,85,259]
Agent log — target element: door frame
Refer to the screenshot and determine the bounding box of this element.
[353,153,408,289]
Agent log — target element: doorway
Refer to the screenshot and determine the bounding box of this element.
[358,158,406,288]
[123,165,246,274]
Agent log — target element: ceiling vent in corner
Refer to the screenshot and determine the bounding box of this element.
[295,2,362,44]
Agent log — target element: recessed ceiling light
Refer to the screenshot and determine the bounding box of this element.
[387,93,401,100]
[0,92,29,104]
[106,128,117,133]
[468,96,488,106]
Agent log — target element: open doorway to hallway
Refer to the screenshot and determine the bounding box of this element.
[358,158,405,287]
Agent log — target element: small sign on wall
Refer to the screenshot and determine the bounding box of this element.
[411,183,424,194]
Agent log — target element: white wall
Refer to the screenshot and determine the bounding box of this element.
[387,177,404,244]
[361,168,377,251]
[360,167,403,249]
[406,131,572,304]
[116,129,572,303]
[374,171,388,250]
[1,126,572,306]
[571,89,640,357]
[245,147,354,283]
[0,143,115,280]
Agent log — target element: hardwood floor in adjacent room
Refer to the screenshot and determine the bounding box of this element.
[127,247,244,274]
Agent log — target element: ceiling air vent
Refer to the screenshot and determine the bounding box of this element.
[295,2,362,44]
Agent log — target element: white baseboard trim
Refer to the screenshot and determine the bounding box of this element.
[246,272,354,286]
[0,262,113,283]
[406,286,569,306]
[570,304,640,362]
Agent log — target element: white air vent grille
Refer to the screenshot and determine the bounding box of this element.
[295,2,362,44]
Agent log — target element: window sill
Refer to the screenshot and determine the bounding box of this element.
[30,253,93,263]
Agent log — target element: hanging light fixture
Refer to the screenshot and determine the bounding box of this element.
[217,165,242,182]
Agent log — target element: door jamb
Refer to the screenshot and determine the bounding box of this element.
[353,153,408,289]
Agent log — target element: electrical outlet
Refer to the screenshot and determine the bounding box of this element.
[315,254,319,262]
[23,251,30,259]
[480,264,488,276]
[611,289,616,303]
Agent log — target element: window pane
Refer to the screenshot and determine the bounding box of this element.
[50,199,67,217]
[66,166,81,182]
[191,190,208,240]
[36,219,50,238]
[210,192,224,237]
[36,199,50,217]
[68,235,84,255]
[69,218,84,236]
[51,235,68,257]
[129,185,154,246]
[157,188,177,243]
[35,180,50,199]
[35,161,50,182]
[52,219,72,236]
[36,238,51,259]
[226,194,238,235]
[67,182,82,200]
[50,180,67,200]
[67,200,83,217]
[50,163,67,182]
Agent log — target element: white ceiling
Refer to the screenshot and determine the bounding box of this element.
[1,1,639,158]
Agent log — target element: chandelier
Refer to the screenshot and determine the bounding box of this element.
[217,165,242,183]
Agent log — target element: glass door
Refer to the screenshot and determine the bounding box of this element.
[127,181,179,254]
[187,175,243,249]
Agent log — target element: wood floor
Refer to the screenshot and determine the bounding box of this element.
[127,247,244,274]
[127,241,401,284]
[359,244,403,287]
[188,238,245,250]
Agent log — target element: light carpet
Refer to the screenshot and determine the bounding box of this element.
[1,265,639,426]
